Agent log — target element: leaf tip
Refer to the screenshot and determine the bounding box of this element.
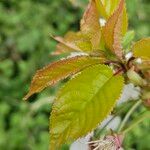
[23,94,30,101]
[23,91,33,101]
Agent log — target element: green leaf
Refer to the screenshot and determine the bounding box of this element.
[122,30,135,50]
[50,64,124,150]
[96,0,121,18]
[95,0,108,18]
[132,38,150,59]
[24,56,104,100]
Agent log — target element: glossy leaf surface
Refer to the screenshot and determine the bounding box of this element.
[50,64,124,150]
[80,0,101,49]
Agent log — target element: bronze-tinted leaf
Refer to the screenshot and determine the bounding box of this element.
[80,0,101,49]
[96,0,128,34]
[113,10,124,59]
[103,0,125,59]
[24,56,104,100]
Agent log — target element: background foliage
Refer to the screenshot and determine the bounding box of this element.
[0,0,149,149]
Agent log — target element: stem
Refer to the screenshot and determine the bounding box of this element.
[114,68,124,76]
[122,110,150,134]
[94,116,115,138]
[118,100,142,132]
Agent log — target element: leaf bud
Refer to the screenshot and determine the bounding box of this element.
[127,68,145,86]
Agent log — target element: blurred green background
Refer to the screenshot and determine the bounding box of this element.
[0,0,149,150]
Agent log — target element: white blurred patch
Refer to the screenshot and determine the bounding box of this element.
[125,52,133,61]
[136,58,142,64]
[70,133,92,150]
[118,83,140,105]
[99,18,106,27]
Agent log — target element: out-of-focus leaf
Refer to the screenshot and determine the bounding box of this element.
[136,60,150,70]
[103,0,125,59]
[122,6,128,35]
[127,68,145,86]
[132,38,150,59]
[51,32,92,55]
[134,59,150,82]
[122,30,135,50]
[95,0,118,16]
[50,64,124,150]
[24,56,104,100]
[95,0,107,18]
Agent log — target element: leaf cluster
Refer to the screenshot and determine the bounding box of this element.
[24,0,150,149]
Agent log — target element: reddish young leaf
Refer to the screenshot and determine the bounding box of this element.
[80,0,101,49]
[103,0,125,59]
[24,56,104,100]
[80,0,100,34]
[113,11,124,59]
[51,32,91,55]
[52,35,80,52]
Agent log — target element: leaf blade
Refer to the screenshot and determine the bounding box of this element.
[51,32,92,55]
[80,0,101,49]
[50,64,124,150]
[133,38,150,59]
[24,56,103,100]
[95,0,108,18]
[80,0,100,33]
[103,0,125,58]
